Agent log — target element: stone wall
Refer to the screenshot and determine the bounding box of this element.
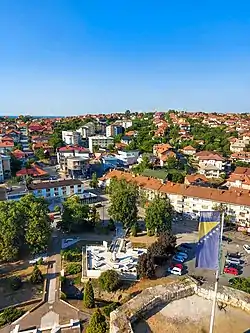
[110,277,250,333]
[110,278,196,333]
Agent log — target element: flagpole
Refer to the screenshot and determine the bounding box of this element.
[209,211,224,333]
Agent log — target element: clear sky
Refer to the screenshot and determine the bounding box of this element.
[0,0,249,116]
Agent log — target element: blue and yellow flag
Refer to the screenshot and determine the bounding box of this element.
[195,211,221,270]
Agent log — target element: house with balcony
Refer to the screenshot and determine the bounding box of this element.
[231,152,250,164]
[230,138,246,153]
[195,151,227,178]
[88,136,114,152]
[57,146,90,176]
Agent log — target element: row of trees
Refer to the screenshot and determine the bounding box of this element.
[0,194,52,261]
[108,178,173,235]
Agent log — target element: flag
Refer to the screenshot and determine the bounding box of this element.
[195,211,221,270]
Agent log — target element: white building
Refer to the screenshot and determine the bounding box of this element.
[195,151,226,178]
[115,150,139,165]
[62,131,81,145]
[88,135,114,153]
[76,122,96,139]
[0,154,11,182]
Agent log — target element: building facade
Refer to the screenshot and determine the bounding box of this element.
[0,154,11,182]
[62,131,81,145]
[88,135,114,153]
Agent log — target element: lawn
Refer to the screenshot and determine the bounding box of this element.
[142,169,168,180]
[0,261,46,309]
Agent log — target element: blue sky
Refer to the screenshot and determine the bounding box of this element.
[0,0,249,116]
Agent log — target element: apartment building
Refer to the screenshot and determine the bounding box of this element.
[227,167,250,190]
[57,146,90,176]
[230,138,246,153]
[195,151,226,178]
[88,136,114,153]
[76,122,96,139]
[62,131,81,145]
[28,179,84,200]
[106,124,124,137]
[101,170,250,227]
[0,154,11,182]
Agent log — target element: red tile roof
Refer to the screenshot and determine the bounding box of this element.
[16,164,48,177]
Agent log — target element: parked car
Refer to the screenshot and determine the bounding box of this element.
[173,255,185,263]
[176,251,188,259]
[168,266,182,276]
[179,243,192,250]
[243,244,250,254]
[168,263,183,271]
[225,257,241,266]
[95,203,103,208]
[222,235,232,243]
[227,252,241,259]
[223,266,239,275]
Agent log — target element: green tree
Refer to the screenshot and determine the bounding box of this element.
[89,206,101,225]
[60,196,90,233]
[49,132,63,149]
[35,148,46,160]
[0,201,25,261]
[98,270,120,292]
[19,194,52,254]
[54,205,61,212]
[30,264,44,284]
[137,253,155,279]
[9,154,22,176]
[165,156,178,169]
[86,309,107,333]
[10,276,22,290]
[125,109,131,118]
[145,197,173,235]
[84,280,95,308]
[90,172,98,189]
[108,178,138,228]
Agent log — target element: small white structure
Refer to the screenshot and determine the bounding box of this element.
[86,229,147,280]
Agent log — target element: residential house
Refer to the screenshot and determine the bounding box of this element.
[184,174,209,186]
[0,138,14,153]
[227,167,250,190]
[153,143,176,166]
[231,152,250,164]
[115,150,140,166]
[230,138,246,153]
[182,145,197,156]
[57,146,90,176]
[5,129,21,143]
[0,154,11,182]
[16,163,48,178]
[12,149,26,161]
[88,135,114,153]
[120,136,132,146]
[195,151,226,178]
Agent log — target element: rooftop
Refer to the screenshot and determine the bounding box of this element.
[28,179,83,190]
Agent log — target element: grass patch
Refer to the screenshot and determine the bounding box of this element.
[142,169,168,180]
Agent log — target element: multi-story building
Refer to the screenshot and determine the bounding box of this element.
[195,151,226,178]
[62,131,81,145]
[0,154,11,182]
[106,124,124,137]
[57,146,90,176]
[76,122,96,139]
[115,150,140,165]
[226,167,250,190]
[231,152,250,164]
[230,138,246,153]
[28,179,84,200]
[101,170,250,227]
[88,136,114,153]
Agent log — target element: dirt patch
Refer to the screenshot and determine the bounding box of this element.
[133,294,250,333]
[128,234,157,248]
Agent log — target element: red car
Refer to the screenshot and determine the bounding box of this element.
[223,266,238,275]
[170,263,183,270]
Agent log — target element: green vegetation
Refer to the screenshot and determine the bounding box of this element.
[9,154,22,176]
[0,194,51,261]
[102,302,120,317]
[108,178,138,228]
[142,168,168,180]
[90,172,98,188]
[10,276,22,291]
[61,248,82,262]
[98,270,120,292]
[30,264,44,284]
[84,280,95,308]
[86,308,107,333]
[34,148,46,160]
[229,277,250,294]
[0,307,25,327]
[65,263,82,275]
[145,196,173,235]
[137,232,176,278]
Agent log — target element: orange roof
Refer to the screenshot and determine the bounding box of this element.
[0,141,14,147]
[16,163,48,177]
[183,145,196,151]
[185,174,208,184]
[103,170,250,207]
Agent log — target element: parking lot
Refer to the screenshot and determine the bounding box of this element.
[172,224,250,286]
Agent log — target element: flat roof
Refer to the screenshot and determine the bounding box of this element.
[28,179,83,190]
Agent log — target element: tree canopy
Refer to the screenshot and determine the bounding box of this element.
[86,309,107,333]
[145,196,173,235]
[108,178,138,228]
[0,194,51,261]
[98,270,120,292]
[84,280,95,308]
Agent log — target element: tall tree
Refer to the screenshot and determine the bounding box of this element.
[60,196,90,232]
[90,172,98,189]
[86,309,107,333]
[145,196,173,235]
[84,280,95,308]
[19,195,52,254]
[137,253,155,279]
[108,178,138,228]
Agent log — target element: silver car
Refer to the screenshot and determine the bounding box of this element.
[225,257,241,265]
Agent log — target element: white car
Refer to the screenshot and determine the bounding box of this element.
[243,244,250,254]
[168,267,182,276]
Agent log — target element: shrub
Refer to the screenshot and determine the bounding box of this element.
[61,291,67,300]
[54,205,61,212]
[61,249,82,262]
[98,270,120,292]
[0,307,24,327]
[37,258,43,265]
[229,277,250,293]
[83,280,95,308]
[102,302,120,317]
[30,265,44,284]
[60,276,67,285]
[66,263,82,275]
[130,223,139,237]
[10,276,22,291]
[86,309,107,333]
